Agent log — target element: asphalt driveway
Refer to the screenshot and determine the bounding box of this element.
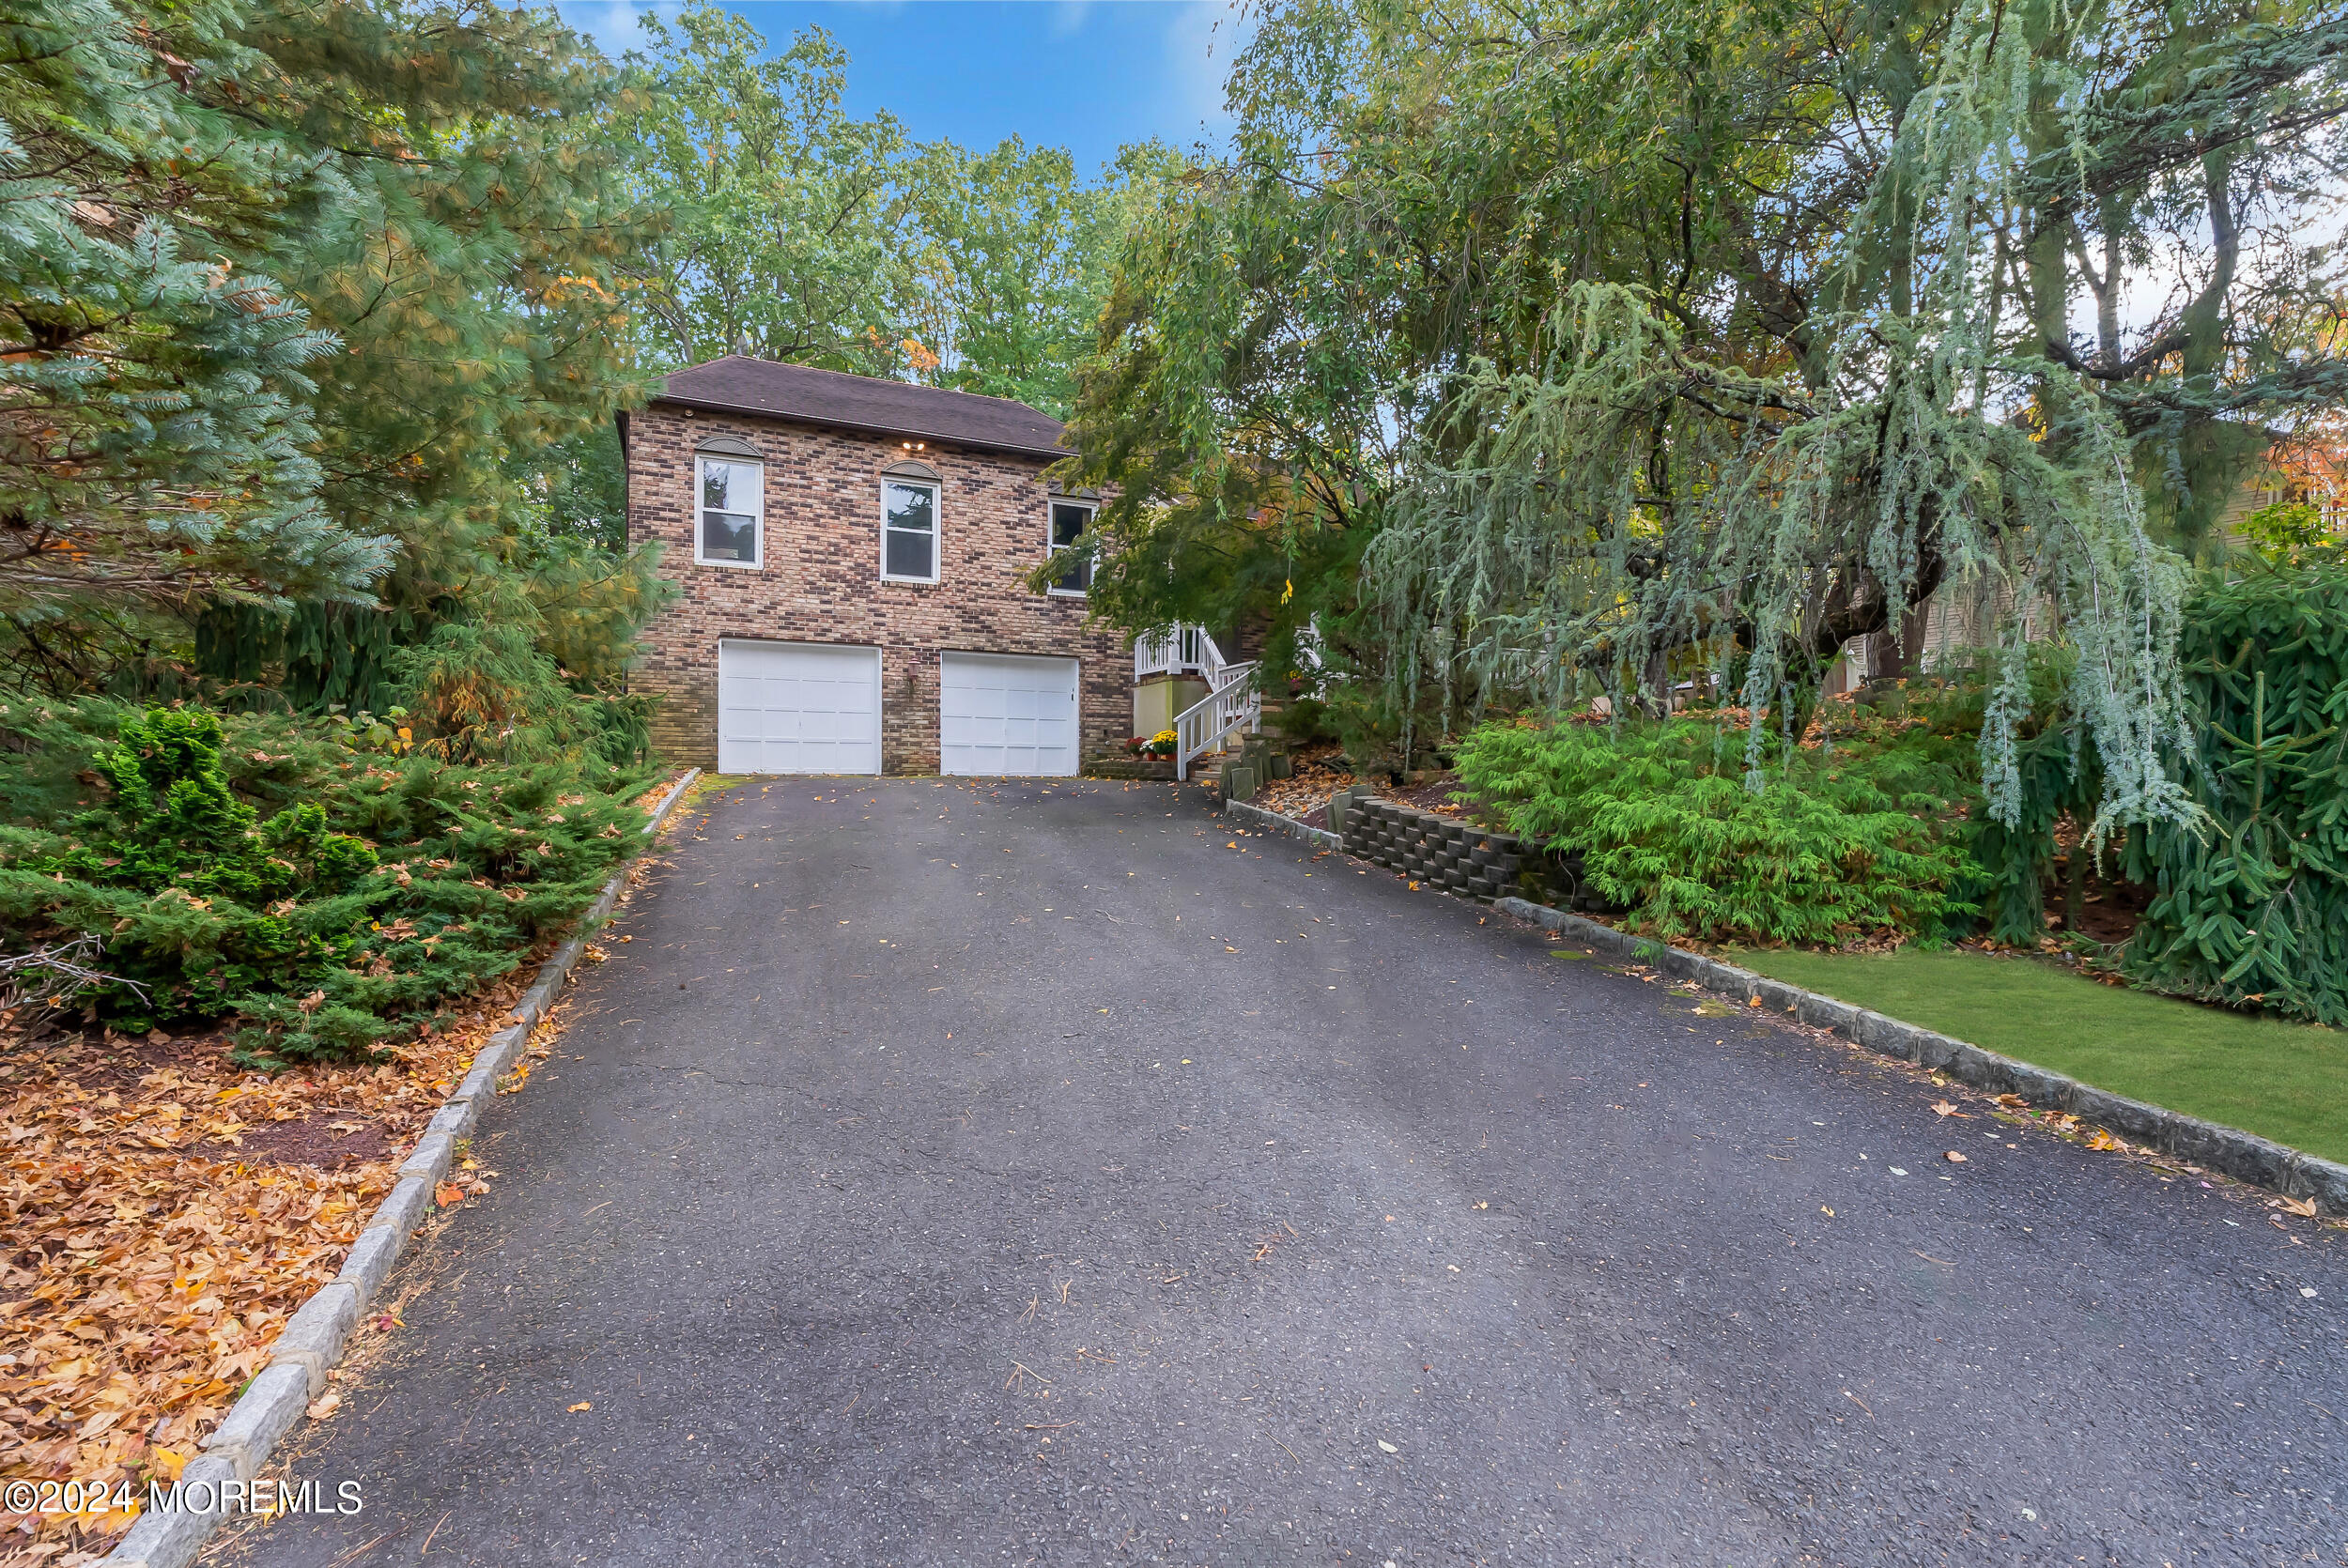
[230,777,2346,1567]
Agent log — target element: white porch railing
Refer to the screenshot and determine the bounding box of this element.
[1174,662,1259,781]
[1135,623,1229,684]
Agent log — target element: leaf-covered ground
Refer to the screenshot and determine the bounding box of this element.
[0,783,678,1565]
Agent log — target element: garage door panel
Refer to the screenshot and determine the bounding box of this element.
[940,653,1078,776]
[718,640,881,775]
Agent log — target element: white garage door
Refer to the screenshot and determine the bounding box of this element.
[717,639,881,775]
[939,652,1079,776]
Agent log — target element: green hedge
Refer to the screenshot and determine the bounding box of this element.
[0,700,658,1063]
[1452,716,1977,945]
[2127,564,2348,1024]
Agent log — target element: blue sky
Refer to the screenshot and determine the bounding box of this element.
[558,1,1244,176]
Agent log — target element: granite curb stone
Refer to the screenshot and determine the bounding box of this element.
[270,1283,361,1396]
[1487,893,2348,1216]
[333,1228,401,1308]
[199,1362,309,1483]
[425,1101,478,1141]
[1207,804,2348,1221]
[103,1454,239,1568]
[396,1130,456,1186]
[1220,795,1341,852]
[99,767,702,1568]
[371,1176,435,1241]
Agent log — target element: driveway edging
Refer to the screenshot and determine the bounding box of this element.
[1498,896,2348,1215]
[1219,792,2347,1219]
[101,767,703,1568]
[1222,795,1341,851]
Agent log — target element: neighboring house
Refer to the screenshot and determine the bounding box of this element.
[623,356,1131,776]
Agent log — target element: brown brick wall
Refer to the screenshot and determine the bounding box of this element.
[626,402,1128,773]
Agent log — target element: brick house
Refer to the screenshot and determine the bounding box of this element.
[622,356,1134,776]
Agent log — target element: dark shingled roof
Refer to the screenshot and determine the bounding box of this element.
[655,356,1066,459]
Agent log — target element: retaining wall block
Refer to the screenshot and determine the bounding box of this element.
[471,1024,526,1080]
[1909,1031,1963,1070]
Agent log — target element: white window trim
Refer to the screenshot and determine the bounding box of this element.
[879,477,941,585]
[693,454,764,570]
[1046,497,1096,598]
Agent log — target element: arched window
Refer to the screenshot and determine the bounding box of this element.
[694,436,764,568]
[880,459,941,583]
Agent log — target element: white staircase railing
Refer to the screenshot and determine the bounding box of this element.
[1135,623,1229,684]
[1174,661,1259,781]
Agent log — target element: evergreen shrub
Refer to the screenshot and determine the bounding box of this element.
[0,699,659,1063]
[1452,715,1977,945]
[2126,564,2348,1024]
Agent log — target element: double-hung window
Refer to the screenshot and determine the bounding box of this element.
[881,474,939,583]
[695,453,763,568]
[1047,499,1095,595]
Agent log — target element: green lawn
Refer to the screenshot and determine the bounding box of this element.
[1726,946,2348,1163]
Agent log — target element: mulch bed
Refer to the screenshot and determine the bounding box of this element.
[1251,743,1486,831]
[0,935,616,1565]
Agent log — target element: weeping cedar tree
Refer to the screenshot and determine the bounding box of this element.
[1060,0,2348,831]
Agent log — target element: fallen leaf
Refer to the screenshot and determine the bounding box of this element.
[435,1181,466,1207]
[1376,1439,1398,1453]
[1931,1100,1960,1117]
[1943,1151,1968,1163]
[307,1391,342,1420]
[2278,1194,2318,1218]
[1747,996,1762,1007]
[1820,1206,1835,1217]
[567,1401,592,1413]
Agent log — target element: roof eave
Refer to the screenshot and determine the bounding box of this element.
[649,392,1069,464]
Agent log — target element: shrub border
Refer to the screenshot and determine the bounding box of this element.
[1220,793,2348,1219]
[101,767,703,1568]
